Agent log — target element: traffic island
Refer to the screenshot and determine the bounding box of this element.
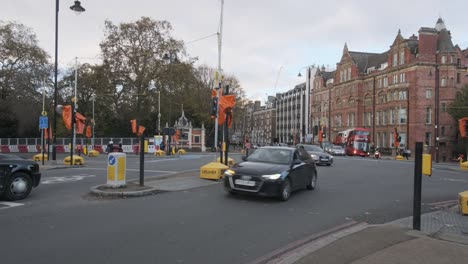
[90,181,161,198]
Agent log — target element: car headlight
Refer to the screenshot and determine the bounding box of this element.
[311,154,318,159]
[224,169,235,176]
[262,173,281,180]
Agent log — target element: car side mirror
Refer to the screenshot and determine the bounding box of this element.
[292,159,301,166]
[241,156,247,161]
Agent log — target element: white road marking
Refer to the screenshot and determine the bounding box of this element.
[42,174,96,184]
[77,167,177,174]
[0,202,24,210]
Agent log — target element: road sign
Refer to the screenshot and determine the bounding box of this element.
[108,155,116,166]
[39,116,48,129]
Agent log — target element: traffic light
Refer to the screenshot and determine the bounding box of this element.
[459,118,468,138]
[211,97,218,117]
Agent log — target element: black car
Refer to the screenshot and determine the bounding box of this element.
[296,144,334,166]
[223,146,317,201]
[0,154,41,201]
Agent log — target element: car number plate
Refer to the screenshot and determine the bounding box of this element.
[321,158,328,161]
[235,179,255,186]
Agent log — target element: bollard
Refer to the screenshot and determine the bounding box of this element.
[107,152,126,188]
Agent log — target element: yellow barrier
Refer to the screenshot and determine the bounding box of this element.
[154,150,166,156]
[33,153,48,161]
[178,149,186,155]
[395,155,405,160]
[200,162,229,180]
[460,161,468,170]
[216,157,235,167]
[88,150,100,157]
[459,191,468,215]
[64,155,85,165]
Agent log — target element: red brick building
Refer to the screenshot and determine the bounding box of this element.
[311,18,468,161]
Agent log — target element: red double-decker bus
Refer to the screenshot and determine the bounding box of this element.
[334,128,371,157]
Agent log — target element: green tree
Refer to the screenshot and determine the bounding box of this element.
[448,84,468,155]
[0,21,51,137]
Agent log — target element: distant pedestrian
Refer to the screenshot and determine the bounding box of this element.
[118,143,123,152]
[107,141,114,154]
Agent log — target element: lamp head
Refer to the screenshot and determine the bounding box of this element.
[70,1,86,13]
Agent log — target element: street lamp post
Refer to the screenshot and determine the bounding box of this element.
[52,0,85,161]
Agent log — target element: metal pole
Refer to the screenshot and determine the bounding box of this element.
[435,66,439,163]
[73,57,78,152]
[413,142,423,230]
[158,91,161,134]
[139,133,144,186]
[53,0,59,161]
[92,95,95,147]
[214,0,224,151]
[70,103,75,166]
[42,85,45,165]
[224,85,230,166]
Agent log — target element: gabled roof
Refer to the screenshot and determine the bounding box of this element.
[437,29,455,52]
[349,51,386,73]
[321,71,335,81]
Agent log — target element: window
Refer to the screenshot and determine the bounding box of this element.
[382,111,387,125]
[441,103,446,112]
[347,113,350,126]
[399,108,407,124]
[399,91,407,100]
[390,109,395,125]
[425,107,432,124]
[383,77,388,87]
[457,73,461,84]
[426,89,432,99]
[340,70,343,82]
[441,78,446,87]
[399,51,405,65]
[376,111,380,126]
[441,126,445,136]
[194,135,200,144]
[451,56,454,64]
[378,79,382,88]
[399,133,407,147]
[393,53,398,66]
[393,74,398,84]
[400,73,405,83]
[347,67,351,80]
[441,55,446,64]
[425,132,431,146]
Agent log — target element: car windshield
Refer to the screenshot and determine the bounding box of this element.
[332,146,343,150]
[299,145,323,152]
[247,148,291,164]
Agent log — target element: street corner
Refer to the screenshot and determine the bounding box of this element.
[89,181,161,199]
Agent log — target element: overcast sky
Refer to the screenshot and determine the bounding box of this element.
[2,0,467,103]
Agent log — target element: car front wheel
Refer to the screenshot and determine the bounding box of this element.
[4,172,33,201]
[306,172,317,190]
[279,179,291,201]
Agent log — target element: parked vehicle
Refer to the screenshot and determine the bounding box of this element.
[330,145,346,156]
[297,144,334,166]
[223,146,317,201]
[0,154,41,201]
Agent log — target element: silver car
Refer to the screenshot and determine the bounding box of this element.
[297,144,334,166]
[330,145,346,156]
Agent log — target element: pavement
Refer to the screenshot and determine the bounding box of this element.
[259,205,468,264]
[39,152,468,263]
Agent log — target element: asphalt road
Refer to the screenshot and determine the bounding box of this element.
[1,154,466,264]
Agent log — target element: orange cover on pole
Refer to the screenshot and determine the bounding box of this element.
[62,105,72,130]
